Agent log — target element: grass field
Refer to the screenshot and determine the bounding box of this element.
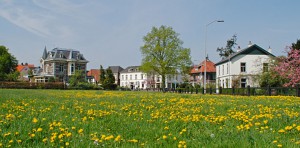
[1,89,300,147]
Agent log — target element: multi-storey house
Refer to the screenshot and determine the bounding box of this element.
[215,43,275,89]
[190,58,216,87]
[34,47,88,82]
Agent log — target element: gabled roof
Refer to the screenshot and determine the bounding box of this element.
[87,69,100,82]
[215,44,276,66]
[108,66,124,73]
[16,64,35,72]
[190,59,216,74]
[120,66,141,73]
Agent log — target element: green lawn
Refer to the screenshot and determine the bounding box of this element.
[0,89,300,147]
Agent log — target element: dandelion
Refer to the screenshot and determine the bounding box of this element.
[65,142,70,146]
[32,117,38,123]
[278,129,285,133]
[17,140,22,143]
[128,139,138,143]
[210,133,215,138]
[42,138,48,143]
[277,144,282,147]
[37,128,43,132]
[163,135,167,139]
[115,135,121,142]
[78,129,83,134]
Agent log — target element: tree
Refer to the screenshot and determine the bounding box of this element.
[216,35,237,59]
[140,25,192,89]
[274,47,300,87]
[102,68,116,90]
[99,65,106,85]
[257,58,287,87]
[292,39,300,50]
[69,70,86,87]
[0,45,19,81]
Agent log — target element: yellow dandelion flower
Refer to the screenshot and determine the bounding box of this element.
[278,129,285,133]
[37,128,43,132]
[9,140,13,143]
[78,129,83,134]
[32,118,38,123]
[65,142,69,146]
[273,140,277,143]
[163,135,167,139]
[42,138,47,143]
[115,135,121,142]
[277,144,282,147]
[128,139,138,143]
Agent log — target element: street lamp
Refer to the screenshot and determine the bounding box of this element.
[204,20,224,93]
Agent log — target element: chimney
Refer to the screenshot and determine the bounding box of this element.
[248,41,252,47]
[268,46,272,53]
[237,46,241,52]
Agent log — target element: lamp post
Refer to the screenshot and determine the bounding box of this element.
[204,20,224,94]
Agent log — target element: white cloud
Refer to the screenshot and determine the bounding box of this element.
[0,0,75,38]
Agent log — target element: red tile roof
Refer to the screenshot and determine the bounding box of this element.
[16,64,35,72]
[87,69,100,82]
[190,59,216,74]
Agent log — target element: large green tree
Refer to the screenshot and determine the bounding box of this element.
[216,34,237,59]
[140,25,192,89]
[0,45,19,81]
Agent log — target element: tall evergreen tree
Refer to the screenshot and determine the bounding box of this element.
[99,65,106,84]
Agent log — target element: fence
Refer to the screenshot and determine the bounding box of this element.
[0,82,65,89]
[169,85,300,97]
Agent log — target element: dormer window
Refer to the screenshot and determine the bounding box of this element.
[60,54,63,58]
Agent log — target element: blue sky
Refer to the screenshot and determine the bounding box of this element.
[0,0,299,69]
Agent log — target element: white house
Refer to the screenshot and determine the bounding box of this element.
[215,43,275,89]
[120,66,183,89]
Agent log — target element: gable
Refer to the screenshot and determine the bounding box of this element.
[215,44,275,66]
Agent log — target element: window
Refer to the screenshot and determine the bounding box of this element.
[135,74,137,80]
[141,74,143,80]
[222,65,224,75]
[263,63,269,72]
[240,63,246,72]
[130,75,132,80]
[59,64,64,72]
[218,66,220,76]
[126,75,128,80]
[122,75,124,80]
[227,63,229,74]
[241,78,247,88]
[71,64,74,74]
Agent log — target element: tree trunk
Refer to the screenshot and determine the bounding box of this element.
[162,74,166,92]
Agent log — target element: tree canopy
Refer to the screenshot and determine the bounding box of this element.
[140,25,192,89]
[274,47,300,87]
[292,39,300,50]
[0,45,19,81]
[216,35,237,59]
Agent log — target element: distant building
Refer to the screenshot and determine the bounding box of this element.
[190,58,216,87]
[215,43,275,89]
[16,63,35,81]
[87,69,100,84]
[120,66,182,89]
[35,47,88,82]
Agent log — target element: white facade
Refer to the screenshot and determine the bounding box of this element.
[120,66,183,89]
[216,44,275,88]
